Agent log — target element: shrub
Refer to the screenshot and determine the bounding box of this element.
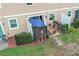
[60,24,69,33]
[15,32,33,45]
[47,36,54,47]
[60,24,77,34]
[71,18,79,28]
[68,26,77,33]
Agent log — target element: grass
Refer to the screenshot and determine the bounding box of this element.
[0,31,79,56]
[0,44,45,56]
[0,42,65,56]
[58,31,79,44]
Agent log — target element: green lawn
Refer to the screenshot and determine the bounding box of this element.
[58,31,79,44]
[0,31,79,56]
[0,44,45,56]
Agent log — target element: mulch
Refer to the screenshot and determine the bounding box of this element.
[7,38,16,48]
[7,37,47,48]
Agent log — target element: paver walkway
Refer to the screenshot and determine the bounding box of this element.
[0,41,8,50]
[7,38,16,48]
[7,38,47,48]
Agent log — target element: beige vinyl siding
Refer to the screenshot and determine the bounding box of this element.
[1,15,28,37]
[0,3,79,37]
[54,11,61,23]
[1,3,79,17]
[59,8,79,22]
[0,3,60,16]
[2,9,78,37]
[60,3,79,8]
[1,13,49,37]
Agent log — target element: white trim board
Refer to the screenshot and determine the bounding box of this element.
[0,21,5,35]
[1,6,79,18]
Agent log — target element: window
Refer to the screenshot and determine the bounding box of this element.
[8,18,19,29]
[75,10,79,18]
[67,10,72,17]
[49,13,55,20]
[31,15,44,22]
[33,16,39,19]
[26,3,32,5]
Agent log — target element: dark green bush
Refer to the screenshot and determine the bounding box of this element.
[68,26,77,33]
[15,32,33,45]
[71,18,79,28]
[60,24,69,33]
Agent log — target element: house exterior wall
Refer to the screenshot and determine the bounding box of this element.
[0,3,60,16]
[60,3,79,8]
[0,3,79,37]
[1,8,79,37]
[1,15,28,37]
[60,7,79,21]
[1,13,50,37]
[54,10,61,23]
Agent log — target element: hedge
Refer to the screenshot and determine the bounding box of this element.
[14,32,33,45]
[71,18,79,28]
[60,24,69,33]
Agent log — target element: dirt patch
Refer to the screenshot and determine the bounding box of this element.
[64,43,79,51]
[43,43,79,56]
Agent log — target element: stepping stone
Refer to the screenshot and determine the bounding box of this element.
[53,37,63,46]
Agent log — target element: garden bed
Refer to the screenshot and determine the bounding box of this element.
[58,30,79,44]
[14,32,34,45]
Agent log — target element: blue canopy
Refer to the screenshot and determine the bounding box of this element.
[28,18,45,27]
[61,15,70,25]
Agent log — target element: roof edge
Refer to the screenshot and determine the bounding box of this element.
[0,6,79,18]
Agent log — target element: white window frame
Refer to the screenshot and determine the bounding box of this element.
[8,18,19,30]
[0,21,5,35]
[74,9,79,18]
[74,8,79,16]
[48,12,55,22]
[67,10,73,17]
